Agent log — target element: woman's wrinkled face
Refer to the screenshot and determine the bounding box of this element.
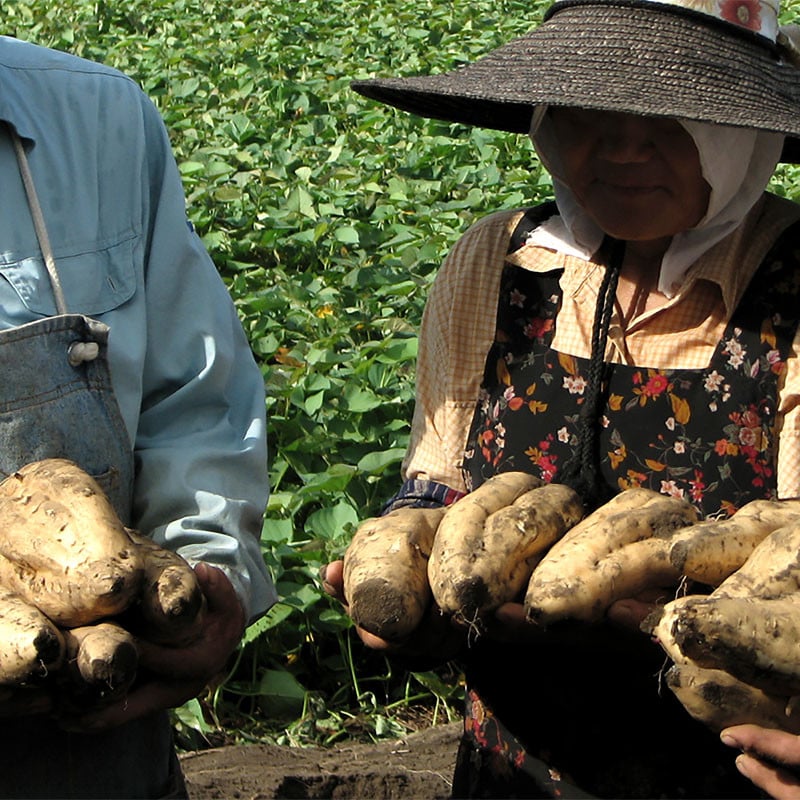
[548,108,711,243]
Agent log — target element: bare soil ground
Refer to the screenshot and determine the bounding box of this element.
[179,721,462,800]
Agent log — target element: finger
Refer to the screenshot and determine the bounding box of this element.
[722,725,800,765]
[0,689,53,718]
[320,560,347,604]
[356,626,395,651]
[60,678,206,733]
[194,562,243,621]
[607,599,657,631]
[734,752,800,800]
[492,602,530,638]
[487,602,547,644]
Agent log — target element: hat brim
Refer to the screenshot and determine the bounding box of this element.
[351,0,800,162]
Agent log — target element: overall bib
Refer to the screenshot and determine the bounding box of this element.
[0,129,181,798]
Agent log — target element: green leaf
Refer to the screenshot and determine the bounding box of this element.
[357,448,406,474]
[257,669,307,719]
[304,501,360,539]
[343,386,381,412]
[242,602,294,645]
[333,226,360,245]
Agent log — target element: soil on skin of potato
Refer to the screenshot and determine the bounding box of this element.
[179,721,462,800]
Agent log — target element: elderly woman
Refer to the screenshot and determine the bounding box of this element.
[323,0,800,797]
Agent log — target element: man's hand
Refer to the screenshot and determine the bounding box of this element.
[0,686,53,718]
[59,562,245,732]
[722,724,800,799]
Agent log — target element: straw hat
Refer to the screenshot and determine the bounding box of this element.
[351,0,800,161]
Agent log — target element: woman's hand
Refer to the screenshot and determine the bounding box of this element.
[607,595,664,632]
[59,562,246,732]
[321,559,465,667]
[721,724,800,799]
[484,588,669,643]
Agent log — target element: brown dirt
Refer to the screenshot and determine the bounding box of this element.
[180,721,462,800]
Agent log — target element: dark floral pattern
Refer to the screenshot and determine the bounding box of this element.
[464,211,800,519]
[455,208,800,797]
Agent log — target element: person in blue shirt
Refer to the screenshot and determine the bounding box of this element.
[0,34,275,799]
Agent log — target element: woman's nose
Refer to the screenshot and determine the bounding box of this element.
[596,114,655,162]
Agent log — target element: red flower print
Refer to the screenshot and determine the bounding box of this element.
[738,427,759,448]
[524,317,554,339]
[643,373,669,397]
[502,386,524,411]
[714,438,738,456]
[720,0,761,30]
[767,349,783,375]
[740,408,761,429]
[689,470,706,503]
[526,443,557,482]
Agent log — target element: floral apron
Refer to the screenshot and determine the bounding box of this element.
[0,127,183,799]
[454,206,800,799]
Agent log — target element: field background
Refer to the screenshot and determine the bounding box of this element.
[7,0,800,751]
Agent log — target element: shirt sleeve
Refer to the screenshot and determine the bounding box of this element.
[401,209,523,494]
[127,93,276,623]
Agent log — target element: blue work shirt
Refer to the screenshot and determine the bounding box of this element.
[0,35,276,622]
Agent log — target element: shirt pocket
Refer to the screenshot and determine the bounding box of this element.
[0,233,138,318]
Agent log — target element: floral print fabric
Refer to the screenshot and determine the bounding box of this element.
[651,0,778,40]
[463,209,800,519]
[455,208,800,797]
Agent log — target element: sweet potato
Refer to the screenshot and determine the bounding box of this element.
[643,600,694,667]
[0,586,64,685]
[123,530,205,646]
[651,594,800,696]
[668,499,800,587]
[428,482,583,624]
[711,519,800,599]
[665,663,800,734]
[343,506,445,641]
[0,459,144,626]
[425,472,542,626]
[61,621,139,707]
[525,489,698,625]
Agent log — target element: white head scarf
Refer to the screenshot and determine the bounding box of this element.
[527,108,785,296]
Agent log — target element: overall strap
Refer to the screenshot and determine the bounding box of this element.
[8,125,68,316]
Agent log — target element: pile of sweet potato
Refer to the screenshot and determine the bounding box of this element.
[0,458,204,712]
[343,471,800,734]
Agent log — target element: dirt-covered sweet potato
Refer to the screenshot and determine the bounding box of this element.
[343,506,446,641]
[60,621,139,708]
[0,586,64,685]
[668,499,800,587]
[0,459,144,626]
[665,662,800,734]
[428,482,583,625]
[711,519,800,600]
[122,530,205,646]
[651,594,800,696]
[525,489,698,625]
